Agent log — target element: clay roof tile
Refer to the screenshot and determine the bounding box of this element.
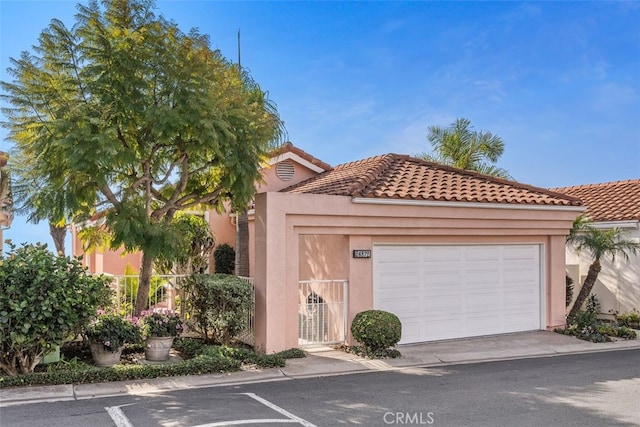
[282,153,582,207]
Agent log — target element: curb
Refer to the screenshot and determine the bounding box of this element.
[2,338,639,407]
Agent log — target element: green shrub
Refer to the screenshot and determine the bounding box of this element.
[213,244,236,275]
[85,314,142,351]
[616,309,640,327]
[173,337,206,358]
[0,354,240,388]
[0,243,113,375]
[351,310,402,353]
[572,295,601,329]
[183,274,253,344]
[347,345,402,359]
[276,348,306,359]
[566,275,574,307]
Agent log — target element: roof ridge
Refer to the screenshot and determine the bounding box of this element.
[551,178,640,192]
[271,141,332,171]
[345,154,398,196]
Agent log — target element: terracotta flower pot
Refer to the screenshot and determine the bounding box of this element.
[89,342,123,367]
[145,336,174,361]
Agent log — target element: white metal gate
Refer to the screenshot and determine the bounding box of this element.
[298,280,348,347]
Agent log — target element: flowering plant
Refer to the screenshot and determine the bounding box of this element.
[85,313,141,352]
[140,310,187,338]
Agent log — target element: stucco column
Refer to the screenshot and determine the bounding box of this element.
[348,235,373,343]
[254,192,294,353]
[547,235,568,329]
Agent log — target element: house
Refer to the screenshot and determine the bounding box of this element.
[552,180,640,317]
[253,153,583,353]
[71,143,584,353]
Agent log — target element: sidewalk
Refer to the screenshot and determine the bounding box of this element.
[2,330,639,407]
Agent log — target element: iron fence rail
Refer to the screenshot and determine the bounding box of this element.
[103,275,347,348]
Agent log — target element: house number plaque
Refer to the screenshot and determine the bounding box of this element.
[352,249,371,259]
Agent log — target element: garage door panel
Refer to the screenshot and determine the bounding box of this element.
[422,246,463,262]
[377,271,419,292]
[424,294,462,312]
[425,271,462,286]
[374,244,541,344]
[503,245,538,260]
[465,246,500,261]
[377,246,420,263]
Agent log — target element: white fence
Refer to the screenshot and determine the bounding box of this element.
[298,279,348,347]
[105,274,190,317]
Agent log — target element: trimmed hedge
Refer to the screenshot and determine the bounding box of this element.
[0,355,240,388]
[351,310,402,353]
[0,341,307,389]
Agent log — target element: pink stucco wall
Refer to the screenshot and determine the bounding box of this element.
[253,191,582,353]
[71,228,142,275]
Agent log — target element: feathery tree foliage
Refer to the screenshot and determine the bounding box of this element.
[7,151,71,254]
[1,0,284,314]
[566,215,639,320]
[418,117,511,179]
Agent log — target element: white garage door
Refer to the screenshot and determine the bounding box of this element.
[374,245,542,344]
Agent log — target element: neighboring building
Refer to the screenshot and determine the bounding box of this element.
[70,142,331,275]
[552,180,640,316]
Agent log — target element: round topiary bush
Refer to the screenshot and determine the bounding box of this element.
[350,309,402,352]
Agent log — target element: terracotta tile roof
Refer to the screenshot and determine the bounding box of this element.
[270,142,332,171]
[551,179,640,222]
[282,154,583,207]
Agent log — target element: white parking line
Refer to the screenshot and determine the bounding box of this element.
[193,419,299,426]
[242,393,317,427]
[106,393,316,427]
[105,404,135,427]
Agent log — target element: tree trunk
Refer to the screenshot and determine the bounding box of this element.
[135,251,154,316]
[235,211,250,277]
[568,260,602,320]
[49,222,67,255]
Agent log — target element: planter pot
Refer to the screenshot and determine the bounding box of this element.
[89,342,123,367]
[145,336,174,361]
[41,345,61,365]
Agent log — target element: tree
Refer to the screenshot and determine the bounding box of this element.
[9,151,71,254]
[155,211,214,275]
[418,118,511,179]
[1,0,284,315]
[567,216,640,320]
[235,211,250,277]
[0,153,13,251]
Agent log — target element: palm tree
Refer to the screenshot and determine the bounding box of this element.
[567,216,640,320]
[419,118,511,179]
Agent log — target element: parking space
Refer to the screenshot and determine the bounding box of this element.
[105,392,316,427]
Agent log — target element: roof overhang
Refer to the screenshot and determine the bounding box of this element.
[268,151,328,174]
[351,197,586,212]
[588,220,639,230]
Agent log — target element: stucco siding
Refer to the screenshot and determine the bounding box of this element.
[566,226,640,315]
[254,191,580,353]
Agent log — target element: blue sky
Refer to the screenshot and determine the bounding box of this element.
[1,0,639,253]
